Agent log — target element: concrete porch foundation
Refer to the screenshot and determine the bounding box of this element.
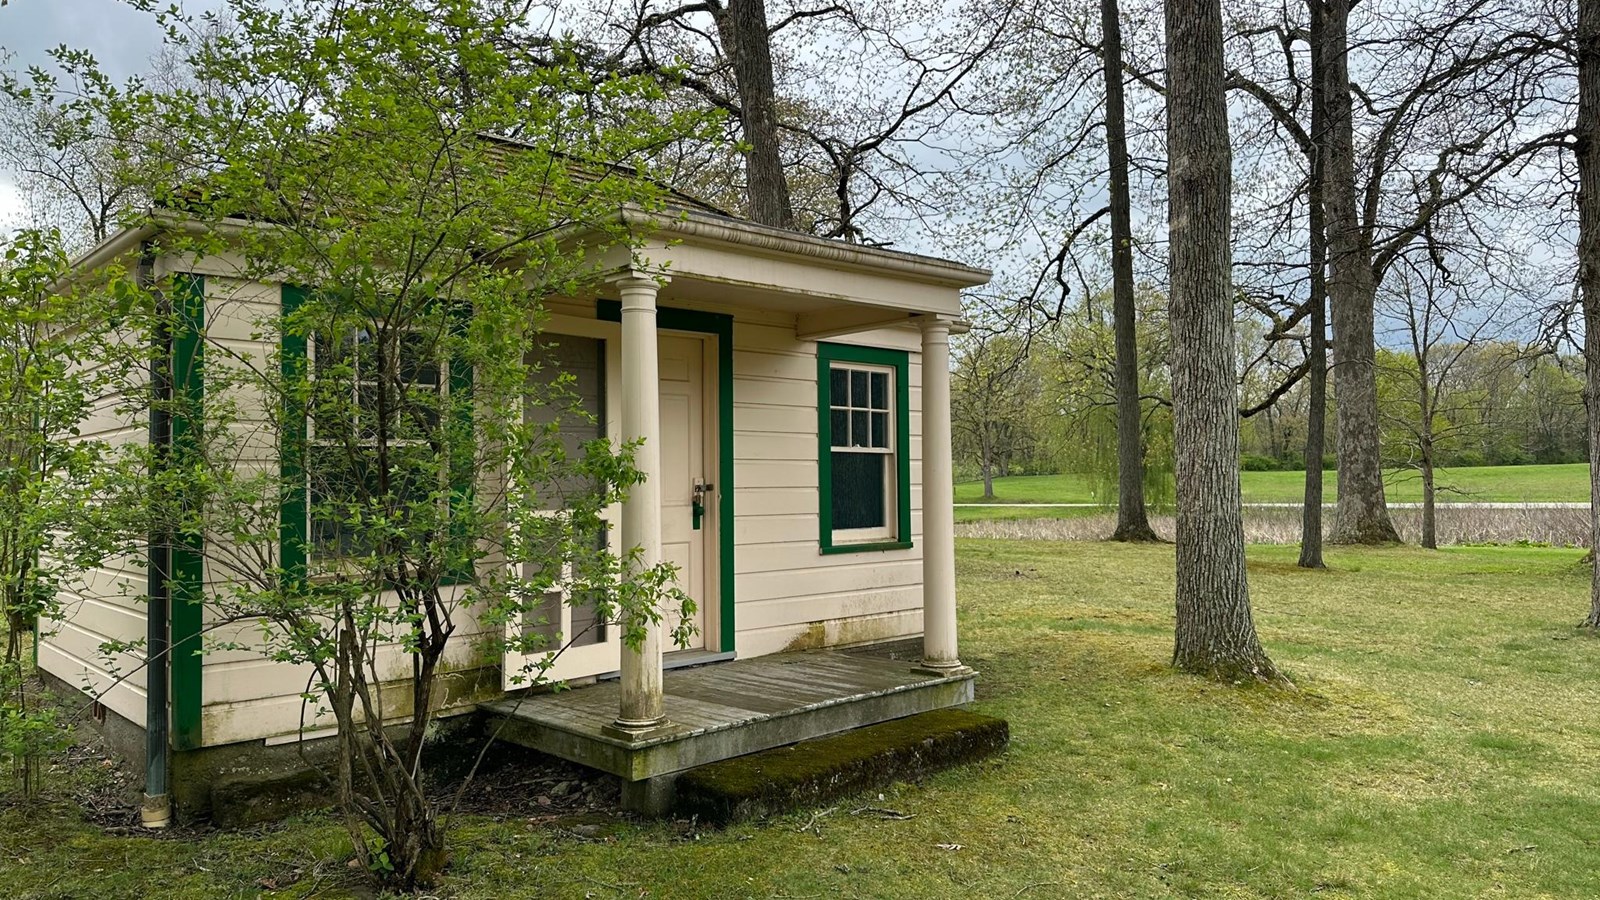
[482,649,976,812]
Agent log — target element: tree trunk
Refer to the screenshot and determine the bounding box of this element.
[721,0,796,229]
[1163,0,1280,681]
[1103,0,1160,543]
[1420,448,1437,549]
[1321,0,1399,545]
[1298,242,1329,566]
[981,426,996,501]
[1299,6,1329,570]
[1578,0,1600,627]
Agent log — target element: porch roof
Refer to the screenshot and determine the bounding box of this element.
[575,205,992,338]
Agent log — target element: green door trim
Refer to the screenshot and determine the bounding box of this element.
[596,299,735,654]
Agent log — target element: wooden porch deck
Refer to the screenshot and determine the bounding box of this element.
[483,649,976,783]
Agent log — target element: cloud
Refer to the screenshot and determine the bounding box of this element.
[1,0,180,78]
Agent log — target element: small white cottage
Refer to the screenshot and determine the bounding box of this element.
[41,201,991,820]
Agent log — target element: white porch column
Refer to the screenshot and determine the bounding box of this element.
[614,271,669,730]
[920,316,965,671]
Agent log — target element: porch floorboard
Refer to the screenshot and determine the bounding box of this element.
[482,649,976,782]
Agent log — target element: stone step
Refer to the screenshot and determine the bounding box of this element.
[672,708,1009,825]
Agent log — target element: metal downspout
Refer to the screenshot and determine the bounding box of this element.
[140,243,172,829]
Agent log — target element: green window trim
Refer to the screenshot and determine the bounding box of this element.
[279,285,474,589]
[596,299,736,654]
[170,273,205,751]
[817,342,912,555]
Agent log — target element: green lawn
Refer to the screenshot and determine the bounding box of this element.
[956,463,1593,506]
[7,541,1600,898]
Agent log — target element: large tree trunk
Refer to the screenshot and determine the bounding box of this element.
[1320,0,1399,545]
[1163,0,1280,681]
[1103,0,1160,542]
[1578,0,1600,627]
[721,0,796,228]
[1299,5,1329,570]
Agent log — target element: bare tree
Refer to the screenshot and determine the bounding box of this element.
[1378,254,1517,549]
[1165,0,1279,680]
[0,63,140,249]
[1578,0,1600,628]
[1300,0,1331,568]
[951,327,1036,499]
[1102,0,1160,542]
[603,0,1010,241]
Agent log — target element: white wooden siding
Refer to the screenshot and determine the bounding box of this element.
[728,316,927,658]
[38,262,152,726]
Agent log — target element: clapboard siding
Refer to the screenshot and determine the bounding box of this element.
[736,608,924,659]
[725,310,926,656]
[39,289,151,725]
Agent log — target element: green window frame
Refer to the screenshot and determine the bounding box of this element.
[817,342,912,554]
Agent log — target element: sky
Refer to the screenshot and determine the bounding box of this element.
[0,0,210,226]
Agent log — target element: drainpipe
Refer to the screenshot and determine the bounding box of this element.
[140,242,173,829]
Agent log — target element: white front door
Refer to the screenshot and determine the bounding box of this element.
[658,333,709,652]
[504,324,713,689]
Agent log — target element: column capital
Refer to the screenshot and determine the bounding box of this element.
[916,314,956,337]
[607,268,672,296]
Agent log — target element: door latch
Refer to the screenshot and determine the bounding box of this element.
[692,478,713,530]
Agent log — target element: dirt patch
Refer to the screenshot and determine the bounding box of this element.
[2,669,144,832]
[433,742,622,821]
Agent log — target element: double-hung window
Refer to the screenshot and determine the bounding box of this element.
[818,343,911,553]
[307,326,444,560]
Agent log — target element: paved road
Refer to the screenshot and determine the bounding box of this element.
[955,502,1589,509]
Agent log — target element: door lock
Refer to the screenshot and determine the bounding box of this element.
[692,478,713,530]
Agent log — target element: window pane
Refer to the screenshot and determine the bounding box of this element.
[351,329,375,376]
[314,332,339,374]
[569,527,609,647]
[830,368,849,406]
[520,590,562,644]
[358,383,380,440]
[851,411,870,448]
[851,369,868,406]
[871,412,888,448]
[871,371,887,409]
[525,337,606,509]
[831,409,849,447]
[832,452,886,530]
[309,445,440,559]
[399,331,441,388]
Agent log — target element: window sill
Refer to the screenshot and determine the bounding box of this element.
[820,540,913,555]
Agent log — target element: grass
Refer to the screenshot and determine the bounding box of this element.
[955,462,1593,507]
[7,541,1600,897]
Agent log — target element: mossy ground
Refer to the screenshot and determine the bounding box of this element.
[6,541,1600,898]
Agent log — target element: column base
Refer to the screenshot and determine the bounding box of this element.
[912,660,975,678]
[601,718,679,744]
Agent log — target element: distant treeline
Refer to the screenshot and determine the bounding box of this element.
[954,322,1583,483]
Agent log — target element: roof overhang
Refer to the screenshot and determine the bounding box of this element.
[65,206,994,336]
